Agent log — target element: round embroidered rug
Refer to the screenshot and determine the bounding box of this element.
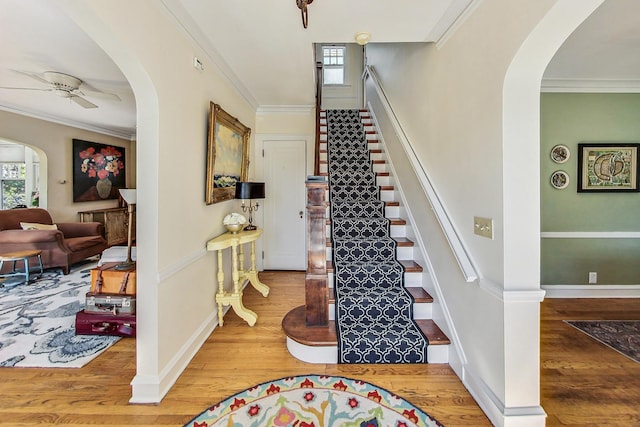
[184,375,444,427]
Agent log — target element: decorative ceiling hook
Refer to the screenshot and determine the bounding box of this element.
[296,0,314,29]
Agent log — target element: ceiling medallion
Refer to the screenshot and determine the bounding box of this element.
[296,0,314,29]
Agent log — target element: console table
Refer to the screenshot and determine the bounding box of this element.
[206,228,269,326]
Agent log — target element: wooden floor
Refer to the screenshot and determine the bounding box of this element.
[0,272,638,426]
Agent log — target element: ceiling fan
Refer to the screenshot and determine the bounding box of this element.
[0,71,121,109]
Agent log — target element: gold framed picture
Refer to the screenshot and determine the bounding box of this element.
[205,102,251,204]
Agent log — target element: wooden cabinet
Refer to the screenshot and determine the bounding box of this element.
[78,207,135,247]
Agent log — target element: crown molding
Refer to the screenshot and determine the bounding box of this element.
[160,0,259,111]
[541,78,640,93]
[0,104,135,140]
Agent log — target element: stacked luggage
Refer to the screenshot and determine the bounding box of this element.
[75,263,137,337]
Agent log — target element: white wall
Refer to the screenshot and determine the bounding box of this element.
[318,44,364,110]
[365,0,604,425]
[0,110,132,220]
[57,0,257,402]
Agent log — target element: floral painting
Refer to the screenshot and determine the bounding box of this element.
[72,139,126,202]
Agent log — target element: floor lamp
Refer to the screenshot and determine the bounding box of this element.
[116,188,136,270]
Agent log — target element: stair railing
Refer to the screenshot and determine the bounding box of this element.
[314,61,323,176]
[363,65,479,283]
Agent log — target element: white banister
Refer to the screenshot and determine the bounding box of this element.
[364,65,478,283]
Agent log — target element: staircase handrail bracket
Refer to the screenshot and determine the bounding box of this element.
[363,65,479,283]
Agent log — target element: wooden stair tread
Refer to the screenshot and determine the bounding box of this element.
[318,172,390,178]
[326,237,414,247]
[282,306,450,347]
[326,259,423,273]
[327,287,433,304]
[319,159,385,165]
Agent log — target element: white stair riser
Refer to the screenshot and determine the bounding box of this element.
[326,246,414,260]
[324,204,398,217]
[286,337,449,365]
[325,224,406,238]
[328,271,423,288]
[328,302,432,321]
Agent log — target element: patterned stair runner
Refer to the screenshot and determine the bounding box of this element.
[326,109,429,363]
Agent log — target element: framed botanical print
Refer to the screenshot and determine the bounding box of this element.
[205,102,251,204]
[577,143,640,192]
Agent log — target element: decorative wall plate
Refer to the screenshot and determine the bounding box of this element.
[550,144,570,163]
[550,170,569,189]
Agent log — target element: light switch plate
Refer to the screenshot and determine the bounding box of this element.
[474,216,493,239]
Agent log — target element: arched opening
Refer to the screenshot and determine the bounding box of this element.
[0,139,47,209]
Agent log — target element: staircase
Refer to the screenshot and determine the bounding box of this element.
[282,109,450,364]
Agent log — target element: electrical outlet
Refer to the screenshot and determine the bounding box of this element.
[588,272,597,284]
[473,216,493,239]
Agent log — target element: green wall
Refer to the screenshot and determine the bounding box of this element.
[540,93,640,285]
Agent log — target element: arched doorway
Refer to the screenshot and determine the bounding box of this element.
[0,139,46,209]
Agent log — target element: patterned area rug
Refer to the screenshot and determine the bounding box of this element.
[565,320,640,363]
[0,260,119,367]
[184,375,444,427]
[326,109,428,363]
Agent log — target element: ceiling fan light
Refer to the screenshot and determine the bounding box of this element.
[355,32,371,46]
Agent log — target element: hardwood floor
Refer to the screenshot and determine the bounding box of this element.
[0,272,638,426]
[541,297,640,426]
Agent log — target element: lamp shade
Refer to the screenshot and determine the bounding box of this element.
[235,182,265,200]
[119,188,137,205]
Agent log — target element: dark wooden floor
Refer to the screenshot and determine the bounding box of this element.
[0,271,638,426]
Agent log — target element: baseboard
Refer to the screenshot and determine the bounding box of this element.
[130,308,222,403]
[542,284,640,298]
[463,366,547,427]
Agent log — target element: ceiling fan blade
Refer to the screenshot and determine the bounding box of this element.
[13,70,51,86]
[0,86,51,91]
[79,82,121,101]
[70,95,98,109]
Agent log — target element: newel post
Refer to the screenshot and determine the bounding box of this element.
[305,176,328,326]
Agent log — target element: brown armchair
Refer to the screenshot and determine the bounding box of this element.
[0,208,107,274]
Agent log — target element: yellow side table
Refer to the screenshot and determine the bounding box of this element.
[206,228,269,326]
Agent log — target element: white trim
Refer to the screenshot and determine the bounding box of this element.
[541,78,640,93]
[479,279,546,302]
[130,309,221,403]
[157,248,207,282]
[541,231,640,239]
[364,65,478,282]
[463,366,547,427]
[159,0,259,110]
[542,284,640,298]
[256,105,314,115]
[0,104,135,140]
[434,0,483,48]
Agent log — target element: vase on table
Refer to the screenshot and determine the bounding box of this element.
[96,177,112,199]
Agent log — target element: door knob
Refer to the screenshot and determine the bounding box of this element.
[299,211,304,218]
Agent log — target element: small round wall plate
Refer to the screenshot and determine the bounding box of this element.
[550,144,570,163]
[550,170,569,189]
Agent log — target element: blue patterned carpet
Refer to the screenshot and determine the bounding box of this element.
[0,260,119,367]
[327,109,429,363]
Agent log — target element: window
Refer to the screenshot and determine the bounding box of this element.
[1,163,26,209]
[322,46,345,85]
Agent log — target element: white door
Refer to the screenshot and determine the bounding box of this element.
[263,139,307,270]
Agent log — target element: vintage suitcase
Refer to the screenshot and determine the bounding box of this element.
[75,309,136,337]
[90,263,136,295]
[85,292,136,315]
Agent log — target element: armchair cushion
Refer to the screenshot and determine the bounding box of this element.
[20,222,58,231]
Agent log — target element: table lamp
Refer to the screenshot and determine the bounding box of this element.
[116,188,136,270]
[234,182,265,231]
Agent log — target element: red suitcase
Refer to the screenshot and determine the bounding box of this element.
[75,309,136,337]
